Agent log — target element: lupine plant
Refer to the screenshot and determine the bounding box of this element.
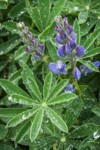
[0,0,100,150]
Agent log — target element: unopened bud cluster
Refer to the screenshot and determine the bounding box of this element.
[17,22,44,60]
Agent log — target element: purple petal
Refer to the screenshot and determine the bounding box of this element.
[49,63,61,74]
[63,17,68,27]
[65,84,75,93]
[67,25,73,33]
[70,32,76,41]
[84,61,100,75]
[93,61,100,67]
[69,40,76,50]
[74,67,81,80]
[57,61,66,74]
[76,45,85,57]
[38,44,44,51]
[56,32,67,44]
[65,43,71,54]
[57,45,66,58]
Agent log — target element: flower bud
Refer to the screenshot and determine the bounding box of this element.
[76,45,85,57]
[57,45,66,58]
[74,67,81,80]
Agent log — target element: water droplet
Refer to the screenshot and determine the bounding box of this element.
[22,114,26,120]
[93,131,100,139]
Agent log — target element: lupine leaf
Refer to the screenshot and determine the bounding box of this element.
[92,107,100,117]
[78,11,88,24]
[48,79,69,100]
[46,107,68,133]
[0,0,8,9]
[21,64,37,99]
[0,125,8,140]
[0,144,15,150]
[0,36,20,55]
[69,123,99,139]
[38,0,50,28]
[14,46,30,66]
[0,79,30,98]
[25,0,43,32]
[83,28,100,50]
[39,22,56,41]
[48,93,77,105]
[73,19,80,44]
[43,72,53,100]
[79,60,99,72]
[15,121,30,143]
[65,98,83,128]
[6,106,40,127]
[8,1,26,18]
[8,94,36,106]
[46,40,59,61]
[27,77,42,101]
[0,108,27,117]
[47,0,66,25]
[3,21,17,33]
[82,47,100,58]
[30,108,44,142]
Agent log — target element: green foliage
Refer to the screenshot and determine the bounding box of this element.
[0,0,100,149]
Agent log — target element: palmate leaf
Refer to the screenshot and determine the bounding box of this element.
[27,77,42,101]
[8,94,36,106]
[21,64,37,99]
[46,107,68,133]
[0,79,30,98]
[30,108,44,142]
[43,72,53,100]
[48,93,77,105]
[6,105,40,127]
[48,79,69,100]
[83,27,100,50]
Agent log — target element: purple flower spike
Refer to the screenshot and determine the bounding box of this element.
[65,84,75,93]
[76,45,85,57]
[74,67,81,80]
[57,45,66,58]
[49,61,66,75]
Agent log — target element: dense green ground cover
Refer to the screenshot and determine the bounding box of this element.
[0,0,100,150]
